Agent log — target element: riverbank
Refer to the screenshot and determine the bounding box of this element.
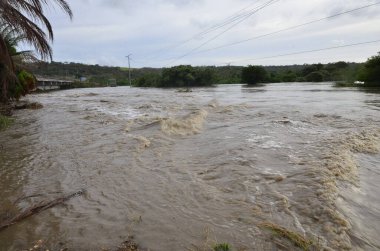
[0,101,44,130]
[0,114,13,130]
[0,103,13,130]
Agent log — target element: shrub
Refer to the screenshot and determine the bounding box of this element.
[305,71,324,82]
[0,115,13,130]
[134,65,216,87]
[359,52,380,85]
[241,65,268,85]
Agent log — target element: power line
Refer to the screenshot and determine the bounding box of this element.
[227,39,380,65]
[140,0,264,61]
[195,0,266,38]
[165,0,280,66]
[134,2,379,67]
[195,2,380,55]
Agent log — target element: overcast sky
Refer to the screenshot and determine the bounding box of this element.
[42,0,380,68]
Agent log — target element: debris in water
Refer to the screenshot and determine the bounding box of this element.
[259,222,315,251]
[85,92,99,97]
[0,189,85,232]
[262,173,286,182]
[136,136,151,148]
[117,236,143,251]
[176,88,192,93]
[208,100,218,108]
[14,101,43,110]
[27,102,44,110]
[275,119,292,124]
[136,104,154,109]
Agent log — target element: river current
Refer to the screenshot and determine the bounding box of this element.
[0,83,379,251]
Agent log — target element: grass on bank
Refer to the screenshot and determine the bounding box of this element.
[213,243,231,251]
[0,115,13,130]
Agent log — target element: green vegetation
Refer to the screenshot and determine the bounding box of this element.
[359,52,380,86]
[241,65,268,85]
[160,65,215,87]
[0,114,13,130]
[0,26,38,101]
[239,62,361,85]
[27,60,367,88]
[13,70,36,100]
[268,61,361,83]
[6,52,374,91]
[134,65,216,88]
[134,73,161,87]
[214,66,242,84]
[0,0,72,103]
[213,243,231,251]
[29,61,145,87]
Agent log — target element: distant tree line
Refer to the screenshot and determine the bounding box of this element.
[241,61,363,85]
[28,61,152,87]
[135,65,216,87]
[358,52,380,85]
[28,53,380,88]
[135,62,364,87]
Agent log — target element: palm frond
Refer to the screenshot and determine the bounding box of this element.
[0,0,72,102]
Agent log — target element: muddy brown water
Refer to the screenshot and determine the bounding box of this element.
[0,83,379,251]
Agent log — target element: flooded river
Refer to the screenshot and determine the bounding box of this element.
[0,83,379,251]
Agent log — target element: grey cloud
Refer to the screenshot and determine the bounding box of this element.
[49,0,380,67]
[100,0,202,10]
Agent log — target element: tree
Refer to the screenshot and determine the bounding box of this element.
[0,0,72,102]
[134,73,161,87]
[13,70,36,100]
[301,63,324,76]
[305,71,324,82]
[160,65,195,87]
[359,52,380,85]
[1,26,39,100]
[160,65,215,87]
[241,65,268,85]
[325,61,349,81]
[194,67,216,86]
[281,70,297,82]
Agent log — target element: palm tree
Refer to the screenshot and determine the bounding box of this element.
[1,26,40,99]
[0,0,72,102]
[1,25,39,66]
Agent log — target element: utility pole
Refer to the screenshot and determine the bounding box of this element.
[126,54,132,86]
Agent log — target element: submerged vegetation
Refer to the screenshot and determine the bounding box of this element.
[0,114,13,130]
[259,222,316,251]
[212,243,231,251]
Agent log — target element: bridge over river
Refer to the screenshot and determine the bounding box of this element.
[36,77,74,90]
